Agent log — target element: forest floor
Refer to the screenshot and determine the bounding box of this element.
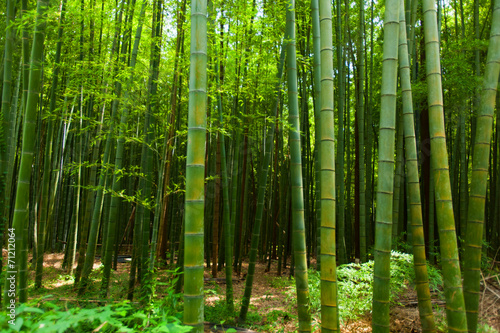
[13,252,500,333]
[203,259,500,333]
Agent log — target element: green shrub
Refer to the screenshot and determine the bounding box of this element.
[0,299,192,333]
[302,251,443,324]
[0,270,191,333]
[205,300,237,326]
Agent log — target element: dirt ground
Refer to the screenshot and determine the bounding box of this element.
[6,251,500,333]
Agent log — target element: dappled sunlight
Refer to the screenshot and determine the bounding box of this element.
[49,277,74,289]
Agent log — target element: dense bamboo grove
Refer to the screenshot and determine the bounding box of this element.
[0,0,499,331]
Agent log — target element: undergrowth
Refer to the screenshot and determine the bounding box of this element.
[205,251,445,332]
[0,297,191,332]
[299,251,443,324]
[7,250,497,332]
[0,267,191,333]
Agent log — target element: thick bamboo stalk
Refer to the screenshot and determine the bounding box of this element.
[422,0,468,331]
[286,1,311,331]
[311,0,322,271]
[183,0,208,331]
[318,0,339,330]
[392,115,404,243]
[398,1,436,330]
[372,0,399,331]
[463,0,500,331]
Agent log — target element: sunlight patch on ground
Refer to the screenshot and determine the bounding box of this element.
[50,278,74,289]
[206,295,221,303]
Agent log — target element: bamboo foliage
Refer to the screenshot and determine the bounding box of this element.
[422,0,468,331]
[183,0,208,331]
[463,0,500,331]
[372,0,399,331]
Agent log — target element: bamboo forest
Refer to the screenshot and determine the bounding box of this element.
[1,0,500,331]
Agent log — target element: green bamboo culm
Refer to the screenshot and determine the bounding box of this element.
[311,0,322,272]
[463,0,500,331]
[398,0,436,330]
[335,0,347,266]
[183,0,208,331]
[208,1,234,312]
[318,0,339,331]
[422,0,468,331]
[7,0,49,305]
[286,0,312,331]
[218,65,234,312]
[0,0,17,306]
[127,4,162,292]
[78,0,126,295]
[238,32,287,324]
[38,0,68,289]
[392,115,404,243]
[372,0,399,332]
[219,78,234,313]
[101,0,148,297]
[0,0,16,213]
[357,0,367,263]
[139,0,163,302]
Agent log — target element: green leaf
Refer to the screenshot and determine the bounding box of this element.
[18,307,45,314]
[10,318,23,332]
